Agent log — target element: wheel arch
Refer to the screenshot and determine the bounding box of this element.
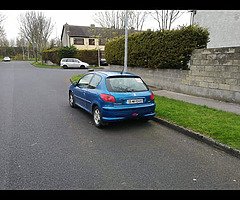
[92,103,98,114]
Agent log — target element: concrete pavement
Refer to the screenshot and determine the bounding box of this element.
[152,88,240,115]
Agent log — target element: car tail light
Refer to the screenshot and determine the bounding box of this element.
[150,92,154,100]
[100,94,116,103]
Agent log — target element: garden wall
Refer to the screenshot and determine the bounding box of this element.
[106,46,240,103]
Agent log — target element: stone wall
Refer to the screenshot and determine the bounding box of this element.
[106,46,240,103]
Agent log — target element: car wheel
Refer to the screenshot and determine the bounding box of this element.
[63,65,68,69]
[80,65,85,69]
[69,92,76,108]
[93,106,104,128]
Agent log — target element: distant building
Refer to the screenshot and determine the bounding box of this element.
[192,10,240,48]
[61,23,139,58]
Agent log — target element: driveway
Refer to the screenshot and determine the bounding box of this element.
[0,61,240,190]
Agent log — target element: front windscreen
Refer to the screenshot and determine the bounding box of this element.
[106,76,148,92]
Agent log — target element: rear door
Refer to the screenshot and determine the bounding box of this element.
[67,58,75,68]
[73,58,81,68]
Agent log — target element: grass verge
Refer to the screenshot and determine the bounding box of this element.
[70,74,84,83]
[31,62,105,70]
[31,61,62,69]
[154,96,240,150]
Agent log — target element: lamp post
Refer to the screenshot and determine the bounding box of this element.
[97,36,100,67]
[123,10,129,73]
[189,10,196,25]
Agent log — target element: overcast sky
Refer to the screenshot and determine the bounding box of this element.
[0,10,191,41]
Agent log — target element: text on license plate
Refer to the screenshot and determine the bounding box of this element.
[127,99,144,104]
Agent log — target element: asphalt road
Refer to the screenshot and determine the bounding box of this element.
[1,61,240,190]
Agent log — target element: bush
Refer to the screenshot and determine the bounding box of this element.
[42,46,98,65]
[42,48,60,64]
[58,46,78,59]
[105,25,209,69]
[75,50,98,65]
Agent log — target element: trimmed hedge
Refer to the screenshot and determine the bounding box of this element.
[105,25,209,69]
[42,46,98,65]
[75,50,98,65]
[42,48,60,64]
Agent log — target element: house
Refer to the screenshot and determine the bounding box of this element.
[61,23,139,58]
[192,10,240,48]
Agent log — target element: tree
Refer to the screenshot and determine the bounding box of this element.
[92,10,149,31]
[128,10,149,31]
[0,13,7,47]
[18,11,54,62]
[48,37,61,48]
[150,10,185,31]
[16,34,29,60]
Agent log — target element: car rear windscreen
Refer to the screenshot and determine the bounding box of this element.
[106,76,148,92]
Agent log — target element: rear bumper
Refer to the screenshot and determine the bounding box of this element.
[101,103,156,122]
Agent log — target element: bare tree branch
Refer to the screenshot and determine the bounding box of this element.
[150,10,185,31]
[92,10,149,31]
[18,11,54,62]
[0,13,7,46]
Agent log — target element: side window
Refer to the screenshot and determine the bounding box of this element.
[67,58,74,62]
[78,74,94,88]
[89,75,102,89]
[74,59,80,63]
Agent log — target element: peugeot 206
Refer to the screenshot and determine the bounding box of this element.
[68,71,156,128]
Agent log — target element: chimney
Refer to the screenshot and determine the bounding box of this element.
[90,24,95,28]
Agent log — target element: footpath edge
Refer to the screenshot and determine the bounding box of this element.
[152,117,240,159]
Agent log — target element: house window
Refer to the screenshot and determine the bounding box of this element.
[89,39,95,45]
[74,38,84,45]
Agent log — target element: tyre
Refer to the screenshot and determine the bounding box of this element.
[93,106,104,128]
[80,65,85,69]
[69,92,76,108]
[63,65,68,69]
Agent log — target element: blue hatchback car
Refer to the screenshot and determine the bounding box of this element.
[69,71,156,128]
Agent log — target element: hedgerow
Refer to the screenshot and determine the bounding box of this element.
[105,25,209,69]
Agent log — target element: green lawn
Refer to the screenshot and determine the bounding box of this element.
[70,74,84,83]
[31,61,62,69]
[154,96,240,150]
[31,62,105,70]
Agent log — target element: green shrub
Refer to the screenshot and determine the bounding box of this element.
[58,46,78,59]
[105,25,209,69]
[42,46,98,65]
[75,49,98,65]
[42,48,60,64]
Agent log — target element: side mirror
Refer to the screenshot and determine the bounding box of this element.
[70,79,78,86]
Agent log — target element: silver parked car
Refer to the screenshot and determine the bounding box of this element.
[2,56,11,62]
[60,58,89,69]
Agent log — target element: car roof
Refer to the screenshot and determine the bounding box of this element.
[92,71,138,78]
[62,58,77,59]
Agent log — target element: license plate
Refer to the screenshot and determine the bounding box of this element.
[127,99,143,104]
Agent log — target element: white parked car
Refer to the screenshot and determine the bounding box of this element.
[60,58,89,69]
[3,56,11,62]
